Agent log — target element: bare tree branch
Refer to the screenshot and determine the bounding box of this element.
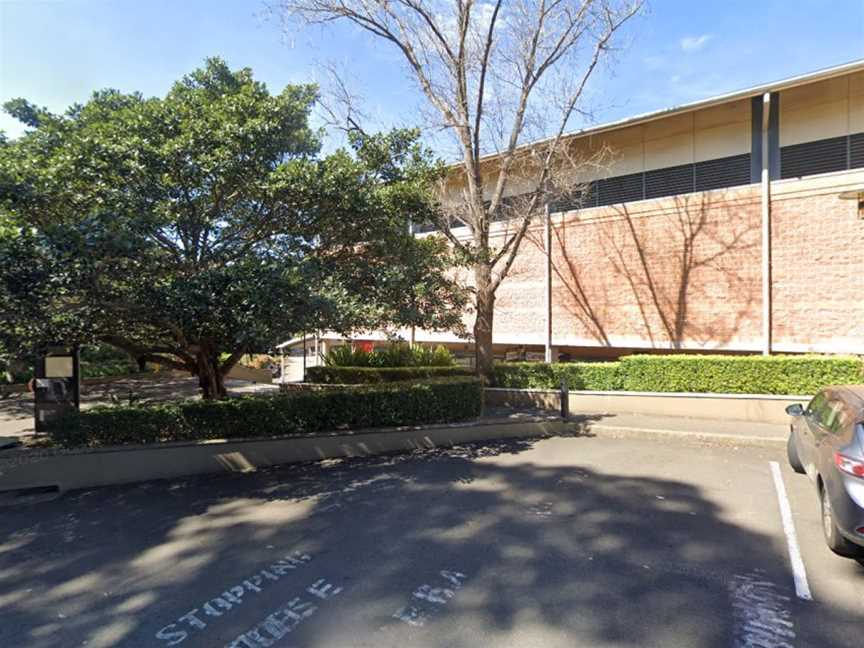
[275,0,644,376]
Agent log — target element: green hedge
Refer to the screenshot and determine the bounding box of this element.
[618,354,863,395]
[306,365,474,384]
[493,362,622,390]
[49,377,483,448]
[494,355,863,395]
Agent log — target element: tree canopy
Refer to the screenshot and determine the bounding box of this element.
[0,58,467,397]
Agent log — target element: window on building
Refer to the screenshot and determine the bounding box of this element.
[850,133,864,169]
[430,143,771,226]
[597,172,643,206]
[780,135,849,179]
[694,153,752,192]
[645,163,694,199]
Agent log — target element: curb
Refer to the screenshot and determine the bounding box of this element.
[586,423,786,448]
[0,416,569,495]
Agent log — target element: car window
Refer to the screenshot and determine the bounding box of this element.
[825,400,846,434]
[808,396,845,433]
[805,393,842,431]
[805,394,826,419]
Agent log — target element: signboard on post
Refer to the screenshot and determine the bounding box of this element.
[33,345,81,433]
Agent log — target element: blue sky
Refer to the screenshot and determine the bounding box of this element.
[2,0,863,155]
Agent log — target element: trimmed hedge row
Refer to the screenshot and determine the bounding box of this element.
[493,362,622,390]
[305,365,474,384]
[617,354,863,395]
[49,377,483,448]
[494,354,863,395]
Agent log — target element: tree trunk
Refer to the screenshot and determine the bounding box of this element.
[196,349,227,400]
[473,263,495,384]
[4,358,26,384]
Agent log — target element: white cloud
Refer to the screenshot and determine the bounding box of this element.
[680,34,712,52]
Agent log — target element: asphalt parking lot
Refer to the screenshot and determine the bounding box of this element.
[1,434,862,647]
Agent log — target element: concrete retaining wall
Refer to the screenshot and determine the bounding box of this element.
[485,388,807,425]
[0,417,567,494]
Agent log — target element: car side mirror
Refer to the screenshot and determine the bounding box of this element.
[785,403,804,417]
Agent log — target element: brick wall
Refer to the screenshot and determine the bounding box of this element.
[479,169,864,355]
[771,172,864,353]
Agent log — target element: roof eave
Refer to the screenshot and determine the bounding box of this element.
[453,58,864,171]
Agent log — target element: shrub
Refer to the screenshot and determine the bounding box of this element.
[306,365,473,384]
[493,362,622,390]
[324,345,369,367]
[368,343,415,367]
[405,344,457,367]
[50,405,189,448]
[80,344,142,378]
[324,342,455,368]
[48,377,482,448]
[493,355,863,394]
[618,354,863,395]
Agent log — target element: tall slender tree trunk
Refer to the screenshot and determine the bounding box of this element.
[473,262,496,384]
[196,348,227,400]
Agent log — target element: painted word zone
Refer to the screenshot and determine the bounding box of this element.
[155,552,312,645]
[392,569,468,627]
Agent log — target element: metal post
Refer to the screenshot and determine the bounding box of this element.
[560,377,569,420]
[301,332,306,382]
[544,202,553,363]
[761,91,772,356]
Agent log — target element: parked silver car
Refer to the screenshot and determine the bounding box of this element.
[786,385,864,564]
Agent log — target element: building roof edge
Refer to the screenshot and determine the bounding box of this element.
[460,58,864,168]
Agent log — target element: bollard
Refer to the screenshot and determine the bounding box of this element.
[560,377,569,419]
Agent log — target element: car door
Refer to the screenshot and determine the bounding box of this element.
[800,393,829,479]
[815,399,851,478]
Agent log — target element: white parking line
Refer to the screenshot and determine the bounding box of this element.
[769,461,813,601]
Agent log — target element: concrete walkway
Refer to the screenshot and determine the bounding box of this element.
[486,407,790,447]
[575,411,789,447]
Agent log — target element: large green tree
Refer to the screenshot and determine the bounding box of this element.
[0,58,466,397]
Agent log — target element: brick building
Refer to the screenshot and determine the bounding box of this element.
[280,61,864,374]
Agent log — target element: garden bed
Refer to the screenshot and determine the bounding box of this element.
[44,377,483,449]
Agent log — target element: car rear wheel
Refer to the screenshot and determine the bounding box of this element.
[821,485,864,559]
[787,430,805,474]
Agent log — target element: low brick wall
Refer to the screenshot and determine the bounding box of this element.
[485,388,807,425]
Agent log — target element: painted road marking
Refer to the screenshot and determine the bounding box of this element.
[225,577,343,647]
[730,571,796,648]
[769,461,813,601]
[392,570,467,627]
[529,501,554,517]
[155,552,312,645]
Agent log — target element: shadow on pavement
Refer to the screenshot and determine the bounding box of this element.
[0,436,860,647]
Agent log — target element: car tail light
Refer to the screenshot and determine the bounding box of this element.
[834,452,864,478]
